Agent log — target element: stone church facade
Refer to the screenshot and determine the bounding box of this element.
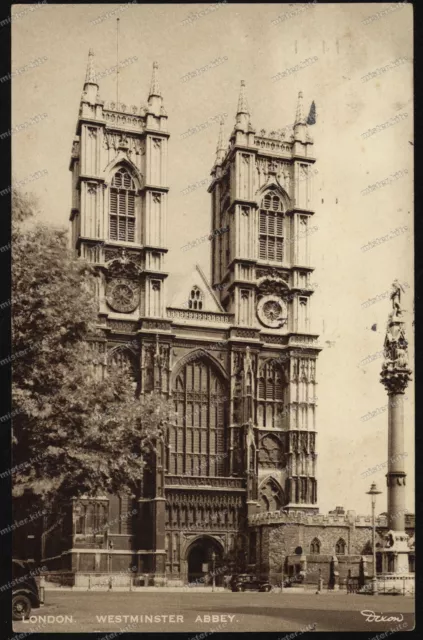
[40,52,413,586]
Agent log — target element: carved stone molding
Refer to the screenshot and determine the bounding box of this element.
[104,248,144,267]
[106,319,138,332]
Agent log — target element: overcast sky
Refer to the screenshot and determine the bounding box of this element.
[12,2,414,515]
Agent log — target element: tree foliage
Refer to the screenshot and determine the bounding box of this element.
[12,188,175,508]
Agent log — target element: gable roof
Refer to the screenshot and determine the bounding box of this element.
[168,264,224,312]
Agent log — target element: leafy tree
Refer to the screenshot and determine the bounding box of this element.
[12,187,174,510]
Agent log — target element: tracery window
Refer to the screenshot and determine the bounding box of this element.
[258,477,284,512]
[335,538,346,555]
[171,358,226,476]
[109,168,136,242]
[74,501,108,536]
[188,286,204,310]
[310,538,321,554]
[259,191,284,262]
[256,360,285,428]
[258,434,284,468]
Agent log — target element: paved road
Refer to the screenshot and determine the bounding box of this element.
[13,591,414,633]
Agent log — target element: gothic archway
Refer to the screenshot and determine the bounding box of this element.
[186,536,224,585]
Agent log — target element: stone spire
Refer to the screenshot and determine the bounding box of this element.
[215,117,226,165]
[83,49,99,104]
[149,61,162,99]
[235,80,250,131]
[85,49,97,84]
[293,90,307,142]
[294,90,305,125]
[147,61,164,117]
[237,80,249,115]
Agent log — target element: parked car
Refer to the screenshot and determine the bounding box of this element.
[230,574,272,592]
[12,559,42,621]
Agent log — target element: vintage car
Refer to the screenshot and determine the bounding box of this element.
[230,574,272,592]
[12,559,42,621]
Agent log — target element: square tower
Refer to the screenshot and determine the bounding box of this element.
[69,51,169,321]
[209,84,321,513]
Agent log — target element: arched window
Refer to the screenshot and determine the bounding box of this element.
[310,538,320,554]
[335,538,346,555]
[259,191,284,262]
[188,286,204,310]
[171,357,226,477]
[109,168,137,242]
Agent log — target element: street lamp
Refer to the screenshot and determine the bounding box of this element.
[366,482,382,595]
[211,551,216,592]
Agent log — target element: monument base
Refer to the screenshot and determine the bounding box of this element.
[376,573,415,596]
[381,530,411,575]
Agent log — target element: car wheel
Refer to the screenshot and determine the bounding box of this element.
[12,594,32,621]
[266,585,271,592]
[241,585,245,592]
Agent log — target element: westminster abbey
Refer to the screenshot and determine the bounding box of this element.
[40,50,345,587]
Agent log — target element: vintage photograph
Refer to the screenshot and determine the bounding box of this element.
[7,1,414,634]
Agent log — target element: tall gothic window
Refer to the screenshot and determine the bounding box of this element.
[109,168,136,242]
[259,191,284,262]
[188,286,204,310]
[171,358,226,477]
[256,360,285,428]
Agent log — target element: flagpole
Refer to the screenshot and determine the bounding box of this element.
[116,18,120,107]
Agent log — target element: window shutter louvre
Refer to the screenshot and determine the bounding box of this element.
[109,169,137,243]
[259,194,284,262]
[110,216,117,240]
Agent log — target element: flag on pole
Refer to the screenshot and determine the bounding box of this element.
[307,101,316,125]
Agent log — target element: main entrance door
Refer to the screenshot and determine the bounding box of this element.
[187,537,223,586]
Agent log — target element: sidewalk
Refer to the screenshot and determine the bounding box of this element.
[44,585,227,592]
[43,584,351,594]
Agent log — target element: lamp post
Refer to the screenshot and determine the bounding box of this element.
[211,551,216,592]
[366,482,382,595]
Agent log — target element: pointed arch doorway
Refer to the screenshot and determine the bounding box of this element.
[186,536,224,586]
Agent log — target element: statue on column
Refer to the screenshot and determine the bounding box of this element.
[390,280,405,320]
[381,281,412,393]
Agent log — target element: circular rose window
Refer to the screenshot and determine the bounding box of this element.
[257,295,287,328]
[263,300,282,322]
[106,278,139,313]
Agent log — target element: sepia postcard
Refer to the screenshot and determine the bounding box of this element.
[5,1,415,634]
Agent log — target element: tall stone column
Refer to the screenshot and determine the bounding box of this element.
[380,281,412,577]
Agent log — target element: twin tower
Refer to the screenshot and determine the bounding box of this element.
[66,50,321,580]
[70,50,317,331]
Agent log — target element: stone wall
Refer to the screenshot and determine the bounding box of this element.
[252,518,400,585]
